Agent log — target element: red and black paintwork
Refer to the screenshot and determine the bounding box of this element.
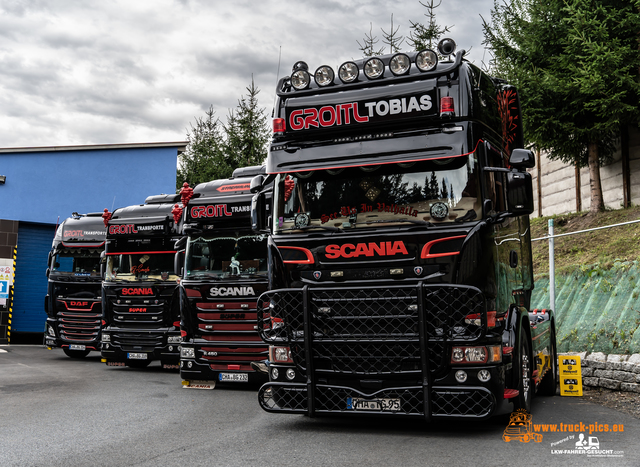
[255,46,556,419]
[44,213,106,357]
[179,168,272,385]
[101,194,183,369]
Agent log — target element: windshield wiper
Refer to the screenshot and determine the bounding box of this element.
[454,209,477,223]
[352,218,433,227]
[186,272,222,280]
[278,224,340,232]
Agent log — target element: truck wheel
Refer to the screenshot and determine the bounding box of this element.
[538,325,557,397]
[126,360,151,369]
[514,330,533,412]
[63,348,90,358]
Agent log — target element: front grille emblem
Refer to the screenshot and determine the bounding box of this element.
[414,266,423,276]
[313,271,322,280]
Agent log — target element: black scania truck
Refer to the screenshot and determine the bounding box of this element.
[44,213,106,358]
[101,195,183,369]
[179,167,271,388]
[251,39,557,420]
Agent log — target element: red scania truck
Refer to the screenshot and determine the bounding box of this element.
[101,194,183,369]
[179,167,271,388]
[250,39,557,419]
[44,213,106,357]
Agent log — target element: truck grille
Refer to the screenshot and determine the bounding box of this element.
[111,332,164,350]
[258,284,493,418]
[55,301,101,343]
[258,284,485,377]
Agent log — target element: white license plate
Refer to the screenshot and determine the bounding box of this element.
[69,344,86,350]
[347,397,401,412]
[127,352,147,360]
[218,372,249,382]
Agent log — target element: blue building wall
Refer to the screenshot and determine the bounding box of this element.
[0,145,180,223]
[0,143,184,338]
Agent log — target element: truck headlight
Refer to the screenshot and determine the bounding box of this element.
[181,347,195,359]
[167,336,181,344]
[102,334,110,342]
[47,325,55,337]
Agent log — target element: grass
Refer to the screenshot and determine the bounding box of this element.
[530,205,640,277]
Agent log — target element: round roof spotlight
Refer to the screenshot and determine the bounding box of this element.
[314,65,335,87]
[291,69,311,90]
[292,61,309,72]
[437,38,457,57]
[415,49,438,72]
[363,57,384,79]
[390,53,411,76]
[338,61,359,83]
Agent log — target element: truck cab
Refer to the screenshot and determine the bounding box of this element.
[44,213,106,358]
[252,40,556,419]
[179,167,272,387]
[101,194,183,369]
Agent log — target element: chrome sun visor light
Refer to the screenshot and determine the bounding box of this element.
[363,57,384,79]
[314,65,335,87]
[338,61,359,83]
[291,61,311,90]
[389,53,411,76]
[415,49,438,72]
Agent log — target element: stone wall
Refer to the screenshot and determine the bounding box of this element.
[561,352,640,393]
[530,128,640,216]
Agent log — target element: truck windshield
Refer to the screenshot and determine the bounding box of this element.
[105,253,179,282]
[51,249,102,276]
[184,234,268,279]
[273,155,481,233]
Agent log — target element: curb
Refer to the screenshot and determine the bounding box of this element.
[560,352,640,393]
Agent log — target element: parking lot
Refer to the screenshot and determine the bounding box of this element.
[1,345,638,467]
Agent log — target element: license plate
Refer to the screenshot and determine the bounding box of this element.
[69,344,86,350]
[347,397,401,412]
[127,352,147,360]
[219,372,249,382]
[182,380,215,390]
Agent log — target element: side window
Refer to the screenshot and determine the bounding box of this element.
[483,146,507,214]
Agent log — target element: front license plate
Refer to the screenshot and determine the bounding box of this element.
[347,397,401,412]
[218,372,249,383]
[127,352,147,360]
[69,344,85,350]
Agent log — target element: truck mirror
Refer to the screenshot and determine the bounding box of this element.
[174,249,185,277]
[509,149,535,169]
[174,236,187,249]
[46,267,50,278]
[506,171,534,216]
[250,175,265,194]
[251,193,266,231]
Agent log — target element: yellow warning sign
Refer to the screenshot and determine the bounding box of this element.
[559,355,583,396]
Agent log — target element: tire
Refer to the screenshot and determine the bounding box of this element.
[514,329,533,412]
[126,360,151,369]
[63,348,90,359]
[538,325,557,397]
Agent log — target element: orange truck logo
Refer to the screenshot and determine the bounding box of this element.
[503,409,543,443]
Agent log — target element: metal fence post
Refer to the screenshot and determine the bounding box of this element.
[548,219,555,312]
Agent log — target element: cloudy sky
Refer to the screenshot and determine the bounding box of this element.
[0,0,495,148]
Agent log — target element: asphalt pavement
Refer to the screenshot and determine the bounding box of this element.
[1,345,638,467]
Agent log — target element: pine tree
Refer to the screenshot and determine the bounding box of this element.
[177,106,231,189]
[357,23,384,57]
[482,0,640,212]
[223,77,270,169]
[407,0,452,52]
[381,14,404,54]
